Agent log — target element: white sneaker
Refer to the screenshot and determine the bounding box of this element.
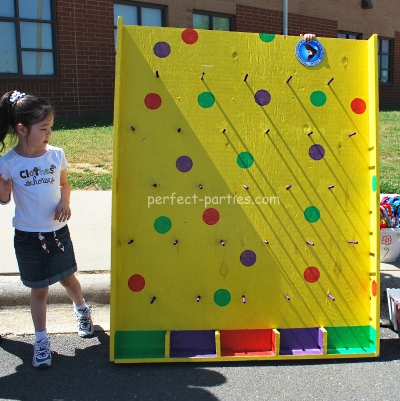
[32,337,52,368]
[74,306,94,338]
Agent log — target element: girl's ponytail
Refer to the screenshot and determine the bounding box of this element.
[0,90,53,153]
[0,91,13,152]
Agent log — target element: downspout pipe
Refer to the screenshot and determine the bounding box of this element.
[283,0,288,35]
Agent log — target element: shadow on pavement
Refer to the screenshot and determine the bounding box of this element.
[0,329,226,401]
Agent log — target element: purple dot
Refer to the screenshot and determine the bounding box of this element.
[240,250,256,267]
[309,144,325,160]
[254,90,271,106]
[154,42,171,58]
[176,156,193,172]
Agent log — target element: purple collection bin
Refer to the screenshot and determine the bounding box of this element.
[279,328,323,355]
[170,330,217,358]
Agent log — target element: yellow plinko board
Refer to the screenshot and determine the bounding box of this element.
[111,21,379,363]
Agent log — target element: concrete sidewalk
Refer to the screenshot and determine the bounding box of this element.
[1,190,400,328]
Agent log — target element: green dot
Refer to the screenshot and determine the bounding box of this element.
[237,152,254,169]
[372,175,377,192]
[304,206,320,223]
[198,92,215,108]
[259,33,275,43]
[310,91,327,107]
[214,289,231,307]
[154,216,172,234]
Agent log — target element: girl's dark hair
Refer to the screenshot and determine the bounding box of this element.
[0,91,54,152]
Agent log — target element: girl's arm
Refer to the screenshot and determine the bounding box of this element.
[0,173,12,205]
[54,169,71,221]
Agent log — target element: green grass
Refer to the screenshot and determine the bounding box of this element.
[1,111,400,192]
[379,109,400,194]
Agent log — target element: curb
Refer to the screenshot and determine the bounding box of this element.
[0,272,110,307]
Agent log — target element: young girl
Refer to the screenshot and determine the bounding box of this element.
[0,90,94,368]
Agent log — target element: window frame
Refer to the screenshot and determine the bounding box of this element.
[337,31,362,40]
[114,1,166,28]
[193,9,235,31]
[378,37,393,85]
[0,0,58,78]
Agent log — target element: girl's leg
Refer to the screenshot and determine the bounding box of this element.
[59,273,84,305]
[30,286,49,332]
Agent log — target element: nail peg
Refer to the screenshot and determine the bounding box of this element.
[199,184,203,189]
[174,240,178,245]
[153,183,158,188]
[327,78,334,85]
[348,132,356,137]
[328,185,334,189]
[286,75,292,83]
[196,296,201,302]
[222,128,226,133]
[200,72,205,80]
[177,128,181,132]
[349,240,358,244]
[243,184,249,190]
[242,295,246,304]
[328,293,335,301]
[285,294,291,301]
[156,70,159,77]
[265,129,270,134]
[306,241,315,246]
[244,73,248,82]
[128,239,134,244]
[286,185,292,190]
[151,297,156,304]
[220,240,225,246]
[307,131,313,136]
[130,126,135,131]
[264,240,269,244]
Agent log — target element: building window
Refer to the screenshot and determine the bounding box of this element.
[378,38,392,84]
[0,0,56,76]
[338,31,362,40]
[193,11,234,31]
[114,1,165,48]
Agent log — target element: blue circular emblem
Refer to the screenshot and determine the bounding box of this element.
[295,39,325,67]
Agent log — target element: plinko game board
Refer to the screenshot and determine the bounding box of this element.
[110,19,379,363]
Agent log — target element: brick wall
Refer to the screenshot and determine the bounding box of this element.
[0,0,115,117]
[235,4,338,38]
[1,1,399,116]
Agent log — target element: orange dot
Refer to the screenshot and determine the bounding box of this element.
[372,280,377,297]
[128,274,145,292]
[203,208,220,225]
[144,93,162,110]
[304,266,320,283]
[351,98,366,114]
[181,28,198,44]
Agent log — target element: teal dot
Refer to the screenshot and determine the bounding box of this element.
[372,175,377,192]
[304,206,320,223]
[237,152,254,169]
[310,91,327,107]
[214,289,231,307]
[154,216,172,234]
[198,92,215,108]
[259,33,275,43]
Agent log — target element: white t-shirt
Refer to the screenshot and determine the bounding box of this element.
[0,145,69,232]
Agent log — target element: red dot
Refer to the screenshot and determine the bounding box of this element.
[304,266,320,283]
[372,280,377,297]
[203,208,220,225]
[181,28,198,44]
[128,274,145,292]
[144,93,162,110]
[351,98,366,114]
